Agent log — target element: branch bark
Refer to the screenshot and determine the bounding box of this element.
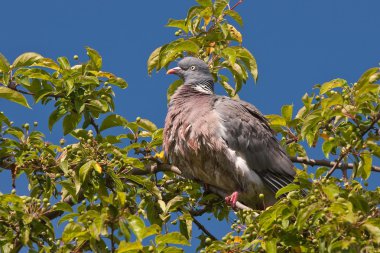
[189,213,217,241]
[290,156,380,173]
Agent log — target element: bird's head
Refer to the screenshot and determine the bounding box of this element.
[167,57,214,85]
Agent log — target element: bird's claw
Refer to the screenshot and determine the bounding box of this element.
[225,191,239,209]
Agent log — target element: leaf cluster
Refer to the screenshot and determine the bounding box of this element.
[147,0,257,100]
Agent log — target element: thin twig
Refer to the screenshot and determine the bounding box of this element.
[128,163,182,176]
[230,0,244,10]
[361,112,380,137]
[90,116,100,135]
[190,214,217,241]
[290,156,380,173]
[325,153,347,178]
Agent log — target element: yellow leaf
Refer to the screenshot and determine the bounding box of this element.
[320,133,329,140]
[94,163,102,173]
[154,151,167,163]
[234,236,242,244]
[227,24,242,43]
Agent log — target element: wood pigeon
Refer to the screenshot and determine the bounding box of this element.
[164,57,295,209]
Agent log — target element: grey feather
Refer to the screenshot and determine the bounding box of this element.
[163,57,295,209]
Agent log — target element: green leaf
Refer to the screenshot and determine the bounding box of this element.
[295,202,319,230]
[0,112,11,126]
[166,19,189,33]
[220,79,238,98]
[33,58,60,70]
[21,68,52,81]
[224,10,243,26]
[127,216,146,241]
[275,183,299,198]
[12,52,43,68]
[167,79,183,102]
[0,86,31,108]
[222,47,237,66]
[357,67,380,88]
[57,56,70,69]
[86,47,102,70]
[100,114,128,132]
[159,40,200,68]
[89,213,107,240]
[232,46,258,82]
[263,238,278,253]
[319,78,346,95]
[117,241,143,252]
[58,213,79,226]
[315,166,329,178]
[48,107,66,131]
[63,112,81,135]
[358,150,372,180]
[108,76,128,88]
[62,222,86,242]
[155,232,190,246]
[213,0,228,17]
[87,99,109,112]
[321,93,343,112]
[165,196,184,214]
[266,114,286,127]
[21,227,30,245]
[162,247,184,253]
[362,220,380,244]
[368,141,380,158]
[119,220,131,241]
[322,184,339,201]
[107,169,124,191]
[281,104,293,123]
[179,213,192,240]
[79,160,96,183]
[147,46,162,75]
[137,118,157,133]
[54,202,73,213]
[196,0,212,7]
[0,52,10,73]
[322,140,334,158]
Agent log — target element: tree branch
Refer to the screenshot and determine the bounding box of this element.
[189,213,217,241]
[290,156,380,173]
[90,116,100,135]
[230,0,244,10]
[361,112,380,137]
[325,153,347,178]
[128,163,182,175]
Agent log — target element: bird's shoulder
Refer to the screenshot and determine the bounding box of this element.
[212,95,272,133]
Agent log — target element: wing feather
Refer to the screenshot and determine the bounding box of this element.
[214,96,295,194]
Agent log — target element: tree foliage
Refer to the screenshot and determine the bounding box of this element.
[0,1,379,252]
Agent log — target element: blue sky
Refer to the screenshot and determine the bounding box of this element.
[1,0,379,251]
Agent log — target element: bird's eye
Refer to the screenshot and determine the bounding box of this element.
[190,66,196,71]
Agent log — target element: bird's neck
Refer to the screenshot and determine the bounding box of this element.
[185,79,214,94]
[169,81,214,107]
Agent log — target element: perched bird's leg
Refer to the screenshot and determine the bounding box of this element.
[225,191,239,208]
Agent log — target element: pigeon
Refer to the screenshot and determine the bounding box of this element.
[163,57,295,209]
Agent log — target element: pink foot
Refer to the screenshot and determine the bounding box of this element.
[225,191,239,208]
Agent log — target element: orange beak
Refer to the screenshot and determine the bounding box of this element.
[166,67,181,75]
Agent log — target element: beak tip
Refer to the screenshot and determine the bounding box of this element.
[166,67,181,75]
